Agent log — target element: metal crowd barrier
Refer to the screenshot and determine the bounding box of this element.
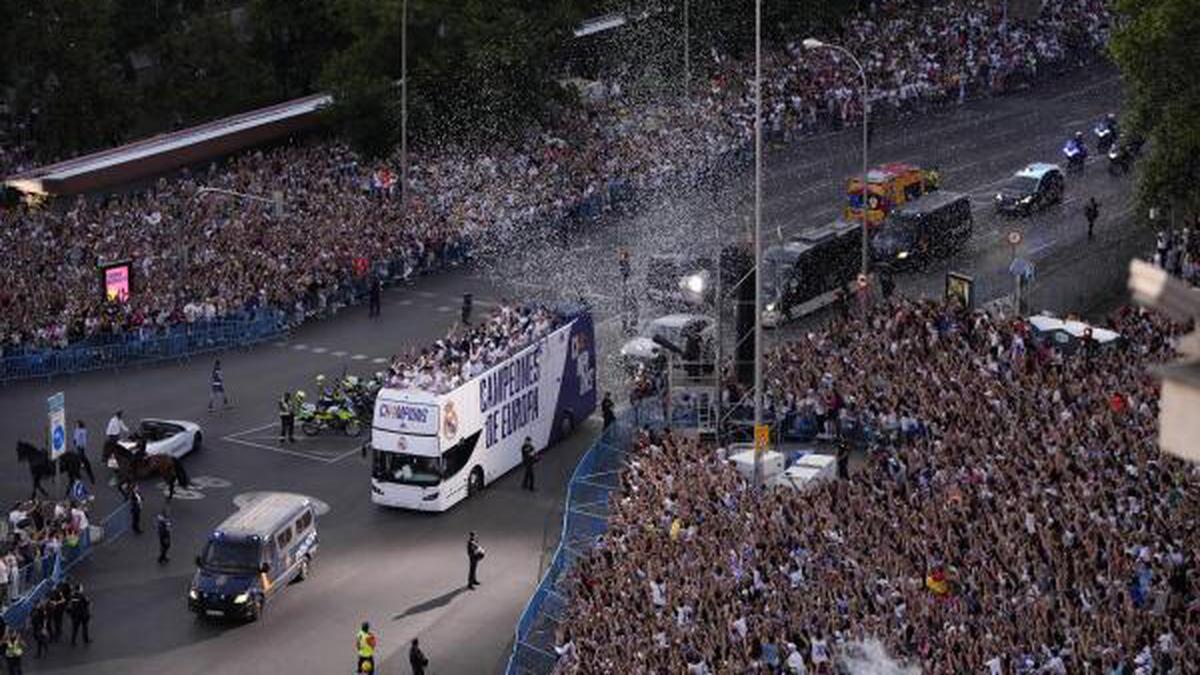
[506,409,656,675]
[1,501,132,630]
[0,312,286,383]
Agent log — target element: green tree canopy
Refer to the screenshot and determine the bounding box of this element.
[1110,0,1200,219]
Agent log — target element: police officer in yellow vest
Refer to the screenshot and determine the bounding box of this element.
[356,621,377,674]
[4,629,25,675]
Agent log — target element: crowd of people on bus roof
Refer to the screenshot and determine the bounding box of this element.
[385,303,563,394]
[554,297,1197,674]
[0,0,1111,356]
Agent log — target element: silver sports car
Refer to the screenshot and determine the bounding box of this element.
[117,419,203,459]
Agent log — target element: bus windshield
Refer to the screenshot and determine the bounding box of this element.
[373,449,442,486]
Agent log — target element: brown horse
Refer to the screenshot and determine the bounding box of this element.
[102,437,191,500]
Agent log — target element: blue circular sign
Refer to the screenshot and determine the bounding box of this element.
[52,426,65,451]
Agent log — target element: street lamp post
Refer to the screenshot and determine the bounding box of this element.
[683,0,690,91]
[752,0,763,487]
[803,38,870,277]
[401,0,409,210]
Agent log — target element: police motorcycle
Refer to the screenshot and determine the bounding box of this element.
[340,374,383,419]
[1107,134,1144,176]
[296,376,364,437]
[1062,132,1088,174]
[1093,113,1118,153]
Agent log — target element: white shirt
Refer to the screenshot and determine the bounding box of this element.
[106,415,129,438]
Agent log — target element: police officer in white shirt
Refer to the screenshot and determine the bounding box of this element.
[105,411,129,444]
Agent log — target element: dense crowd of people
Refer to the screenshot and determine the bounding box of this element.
[386,303,562,394]
[556,298,1197,673]
[1,498,91,612]
[0,0,1112,356]
[1153,227,1198,287]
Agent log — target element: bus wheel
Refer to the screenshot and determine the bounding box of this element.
[468,467,485,497]
[559,412,575,438]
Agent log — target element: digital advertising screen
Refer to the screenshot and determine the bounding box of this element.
[100,260,132,303]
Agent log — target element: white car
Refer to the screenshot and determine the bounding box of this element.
[117,419,203,458]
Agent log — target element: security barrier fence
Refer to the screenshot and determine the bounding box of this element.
[1,501,132,630]
[0,312,286,383]
[506,409,654,674]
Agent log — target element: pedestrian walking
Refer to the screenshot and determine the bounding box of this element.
[467,532,484,589]
[461,293,473,325]
[29,602,48,658]
[67,585,90,646]
[355,621,377,674]
[128,484,143,535]
[278,391,296,443]
[71,420,95,485]
[368,276,382,318]
[156,509,172,564]
[601,392,616,428]
[208,359,229,411]
[409,637,429,675]
[1085,197,1100,240]
[105,410,128,445]
[3,629,24,675]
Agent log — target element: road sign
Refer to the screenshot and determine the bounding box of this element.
[754,424,770,455]
[1007,231,1022,246]
[47,392,66,461]
[70,479,90,502]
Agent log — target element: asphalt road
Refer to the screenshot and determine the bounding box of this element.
[0,62,1150,675]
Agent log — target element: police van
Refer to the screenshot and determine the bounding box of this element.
[188,493,318,621]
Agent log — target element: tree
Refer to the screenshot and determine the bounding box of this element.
[319,0,587,155]
[148,13,276,128]
[2,0,131,157]
[1110,0,1200,220]
[248,0,346,99]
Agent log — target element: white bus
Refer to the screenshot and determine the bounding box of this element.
[369,309,597,511]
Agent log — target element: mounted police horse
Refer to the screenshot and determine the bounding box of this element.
[15,441,84,499]
[101,437,191,500]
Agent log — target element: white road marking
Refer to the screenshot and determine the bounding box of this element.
[372,357,388,364]
[436,305,453,312]
[310,346,328,354]
[292,344,308,351]
[351,354,367,361]
[396,299,414,306]
[220,423,351,464]
[331,350,348,357]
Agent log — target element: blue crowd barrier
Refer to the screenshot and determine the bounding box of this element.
[506,408,660,675]
[0,312,287,383]
[1,501,132,631]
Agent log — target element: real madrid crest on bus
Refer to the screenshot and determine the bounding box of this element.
[442,401,459,441]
